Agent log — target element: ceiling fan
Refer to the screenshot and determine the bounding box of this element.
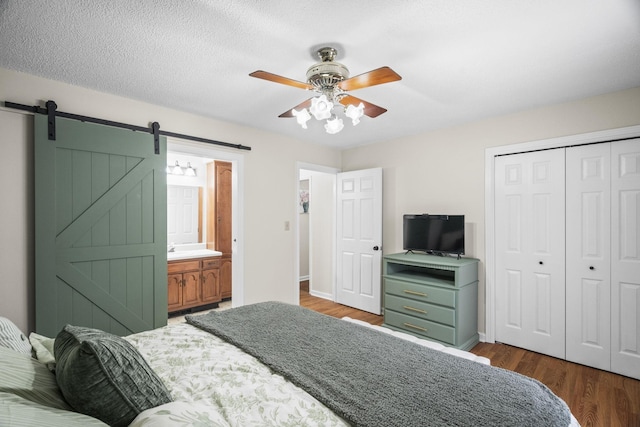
[249,47,402,134]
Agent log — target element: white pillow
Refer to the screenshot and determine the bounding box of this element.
[30,332,56,370]
[0,317,31,355]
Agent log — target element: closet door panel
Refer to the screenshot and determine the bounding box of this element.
[566,144,611,370]
[495,149,565,358]
[611,139,640,380]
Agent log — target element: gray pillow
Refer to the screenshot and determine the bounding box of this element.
[54,325,172,427]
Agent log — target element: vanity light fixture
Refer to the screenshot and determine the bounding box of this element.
[166,161,197,176]
[172,161,184,175]
[185,162,196,177]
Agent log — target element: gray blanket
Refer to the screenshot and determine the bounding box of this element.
[186,302,570,427]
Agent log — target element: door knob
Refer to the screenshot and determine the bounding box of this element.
[589,266,595,270]
[373,246,380,251]
[539,261,543,265]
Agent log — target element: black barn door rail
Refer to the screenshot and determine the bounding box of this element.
[4,100,252,153]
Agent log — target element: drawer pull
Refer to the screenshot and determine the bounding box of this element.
[403,305,427,314]
[403,322,428,332]
[403,289,427,297]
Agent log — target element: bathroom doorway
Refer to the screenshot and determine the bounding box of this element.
[168,139,245,308]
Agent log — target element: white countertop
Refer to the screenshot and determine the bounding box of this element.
[167,249,222,261]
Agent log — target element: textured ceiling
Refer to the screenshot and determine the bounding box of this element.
[1,0,639,149]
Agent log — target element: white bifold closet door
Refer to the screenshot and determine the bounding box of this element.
[566,140,640,378]
[497,139,640,379]
[494,148,566,359]
[566,143,611,371]
[610,139,640,379]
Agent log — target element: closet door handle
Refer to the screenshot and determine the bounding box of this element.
[589,266,595,270]
[539,261,543,265]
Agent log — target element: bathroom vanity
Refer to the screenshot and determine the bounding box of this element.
[168,250,222,314]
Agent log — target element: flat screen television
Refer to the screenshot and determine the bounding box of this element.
[403,214,465,256]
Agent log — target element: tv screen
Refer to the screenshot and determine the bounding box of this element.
[403,214,465,255]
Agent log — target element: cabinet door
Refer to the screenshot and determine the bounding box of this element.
[494,149,566,359]
[167,274,184,312]
[611,138,640,380]
[182,271,201,308]
[219,256,232,299]
[201,268,221,303]
[566,144,611,370]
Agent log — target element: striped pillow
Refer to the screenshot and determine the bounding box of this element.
[0,317,31,355]
[0,345,69,410]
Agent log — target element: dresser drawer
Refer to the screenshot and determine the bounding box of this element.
[384,278,456,308]
[202,258,220,269]
[384,294,455,326]
[168,260,200,274]
[384,310,455,345]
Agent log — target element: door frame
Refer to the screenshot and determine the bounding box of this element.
[484,124,640,343]
[168,138,245,307]
[295,162,340,304]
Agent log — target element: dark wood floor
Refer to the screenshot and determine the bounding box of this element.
[300,282,640,427]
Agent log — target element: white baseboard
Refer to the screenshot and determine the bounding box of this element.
[309,289,333,301]
[299,275,309,282]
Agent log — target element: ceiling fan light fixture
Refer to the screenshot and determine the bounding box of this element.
[249,46,402,136]
[309,95,333,120]
[324,116,344,134]
[345,102,365,126]
[292,108,312,129]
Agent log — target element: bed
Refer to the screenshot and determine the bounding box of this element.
[0,302,580,426]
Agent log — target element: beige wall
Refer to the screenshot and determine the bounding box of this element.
[2,65,639,336]
[341,86,640,334]
[0,67,342,333]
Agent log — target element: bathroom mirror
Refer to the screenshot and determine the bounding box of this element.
[167,185,203,245]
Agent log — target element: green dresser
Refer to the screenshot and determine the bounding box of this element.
[382,253,479,351]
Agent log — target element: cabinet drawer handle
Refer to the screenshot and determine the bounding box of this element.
[403,322,428,332]
[403,305,427,314]
[403,290,427,297]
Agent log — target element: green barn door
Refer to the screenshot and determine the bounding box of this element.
[34,114,167,337]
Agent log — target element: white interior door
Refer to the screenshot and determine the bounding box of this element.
[494,149,566,358]
[611,138,640,379]
[336,168,382,314]
[566,143,611,370]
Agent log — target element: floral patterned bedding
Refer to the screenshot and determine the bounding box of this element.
[125,323,348,427]
[124,321,579,427]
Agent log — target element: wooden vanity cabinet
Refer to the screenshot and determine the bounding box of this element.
[168,257,221,313]
[219,254,232,299]
[201,258,221,304]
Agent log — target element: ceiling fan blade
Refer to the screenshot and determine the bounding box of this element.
[337,66,402,91]
[249,70,314,90]
[339,95,387,118]
[278,98,313,118]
